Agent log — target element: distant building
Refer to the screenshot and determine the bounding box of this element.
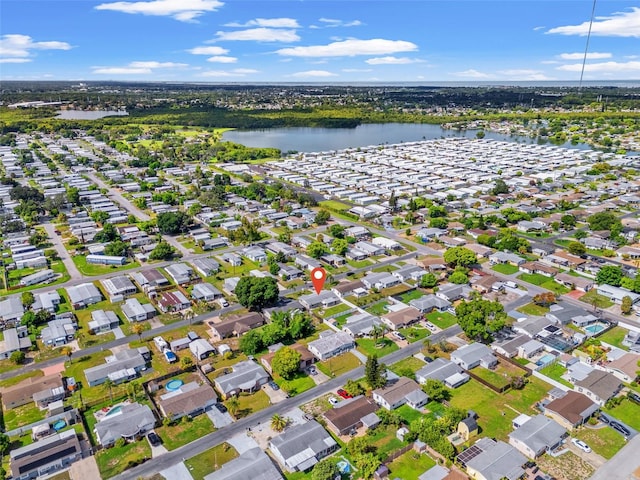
[10,430,82,480]
[269,420,338,472]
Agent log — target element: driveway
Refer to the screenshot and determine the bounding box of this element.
[41,222,82,280]
[206,407,233,428]
[112,327,125,339]
[262,383,288,403]
[567,438,607,469]
[69,456,100,480]
[226,432,259,454]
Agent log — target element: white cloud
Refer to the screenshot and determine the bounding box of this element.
[214,28,300,42]
[188,46,229,55]
[129,61,187,68]
[0,58,32,63]
[558,52,612,60]
[290,70,338,77]
[92,67,152,75]
[365,56,423,65]
[541,60,561,65]
[342,68,372,72]
[533,26,545,31]
[199,68,259,77]
[95,0,223,22]
[547,7,640,38]
[276,38,417,57]
[557,61,640,73]
[92,60,187,75]
[0,34,72,63]
[207,56,237,63]
[453,69,492,78]
[224,18,299,28]
[316,18,363,28]
[497,69,553,80]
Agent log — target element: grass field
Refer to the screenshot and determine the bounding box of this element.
[155,414,216,451]
[319,200,352,211]
[274,371,316,396]
[356,337,399,357]
[72,256,140,276]
[517,302,550,316]
[323,303,351,318]
[387,451,436,480]
[390,356,426,376]
[184,443,239,480]
[491,263,520,275]
[425,311,457,329]
[579,290,615,309]
[400,289,426,303]
[95,440,151,479]
[603,398,640,431]
[597,326,629,350]
[398,326,430,343]
[517,273,570,294]
[316,352,361,378]
[225,390,271,419]
[538,363,572,388]
[574,426,628,459]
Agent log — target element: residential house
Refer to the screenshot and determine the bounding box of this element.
[543,251,586,269]
[380,306,422,330]
[41,318,77,346]
[263,300,303,321]
[294,255,321,271]
[88,310,120,334]
[604,353,640,383]
[192,258,220,277]
[436,283,473,302]
[298,291,340,310]
[393,265,428,282]
[519,261,558,277]
[157,290,191,313]
[361,272,400,290]
[223,277,240,295]
[121,298,156,322]
[191,282,223,302]
[471,274,504,294]
[165,263,194,285]
[323,396,379,435]
[19,269,56,287]
[508,415,567,458]
[242,246,267,263]
[596,284,640,305]
[65,283,102,309]
[10,430,82,480]
[100,275,137,300]
[94,402,156,447]
[544,391,599,429]
[574,370,622,406]
[342,313,383,338]
[451,343,498,370]
[415,358,470,389]
[265,242,296,259]
[130,269,169,289]
[189,338,216,361]
[0,296,25,325]
[409,294,451,314]
[157,382,218,421]
[32,291,61,314]
[307,331,355,361]
[0,327,31,360]
[204,448,284,480]
[372,377,429,410]
[86,254,127,266]
[84,348,149,387]
[554,273,594,292]
[1,374,64,410]
[214,360,270,399]
[622,330,640,352]
[457,438,526,480]
[261,344,315,373]
[332,280,365,298]
[517,220,547,233]
[489,252,525,266]
[354,241,385,256]
[517,339,546,360]
[371,236,401,251]
[344,226,369,239]
[209,312,265,340]
[221,252,242,267]
[491,335,531,358]
[269,420,338,472]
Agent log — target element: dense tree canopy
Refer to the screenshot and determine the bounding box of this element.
[596,265,623,287]
[587,212,620,232]
[157,211,191,235]
[443,247,477,267]
[271,347,301,380]
[455,295,507,342]
[235,276,279,311]
[148,241,176,260]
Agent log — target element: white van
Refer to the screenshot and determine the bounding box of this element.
[217,298,229,308]
[505,281,517,289]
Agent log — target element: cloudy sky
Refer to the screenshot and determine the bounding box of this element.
[1,0,639,82]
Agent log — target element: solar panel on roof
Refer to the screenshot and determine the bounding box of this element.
[456,444,483,467]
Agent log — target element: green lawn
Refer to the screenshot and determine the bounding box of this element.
[603,398,640,431]
[518,272,551,286]
[319,200,352,211]
[95,440,151,478]
[492,263,520,275]
[387,451,436,480]
[450,377,551,440]
[0,260,70,295]
[381,284,412,297]
[346,259,373,269]
[154,414,215,450]
[367,424,406,457]
[517,303,550,316]
[401,289,427,303]
[357,337,399,357]
[472,367,513,390]
[396,404,424,425]
[365,301,389,315]
[597,326,629,350]
[390,356,426,376]
[0,370,43,388]
[398,326,430,343]
[425,311,457,329]
[72,256,139,276]
[274,371,316,397]
[579,289,615,309]
[574,426,628,459]
[3,403,46,430]
[225,389,271,419]
[538,363,572,388]
[184,443,239,480]
[323,303,351,318]
[316,352,361,378]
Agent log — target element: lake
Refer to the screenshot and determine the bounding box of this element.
[223,123,594,153]
[56,110,129,120]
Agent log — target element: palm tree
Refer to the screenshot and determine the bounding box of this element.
[131,323,145,343]
[371,324,388,345]
[270,414,288,432]
[104,378,114,403]
[60,346,73,365]
[227,397,240,418]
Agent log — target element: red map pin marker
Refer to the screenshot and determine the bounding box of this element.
[311,267,327,294]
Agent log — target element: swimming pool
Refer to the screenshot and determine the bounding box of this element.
[584,323,606,335]
[105,405,123,417]
[536,353,556,366]
[52,420,66,431]
[166,379,184,391]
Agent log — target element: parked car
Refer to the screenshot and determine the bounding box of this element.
[598,413,609,424]
[392,331,406,341]
[571,438,591,453]
[308,366,318,376]
[268,380,280,390]
[610,421,630,437]
[337,388,353,399]
[328,396,339,406]
[215,403,227,413]
[147,432,162,447]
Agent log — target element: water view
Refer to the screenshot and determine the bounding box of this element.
[223,123,594,153]
[56,110,129,120]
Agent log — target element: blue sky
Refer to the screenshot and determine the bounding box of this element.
[1,0,639,82]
